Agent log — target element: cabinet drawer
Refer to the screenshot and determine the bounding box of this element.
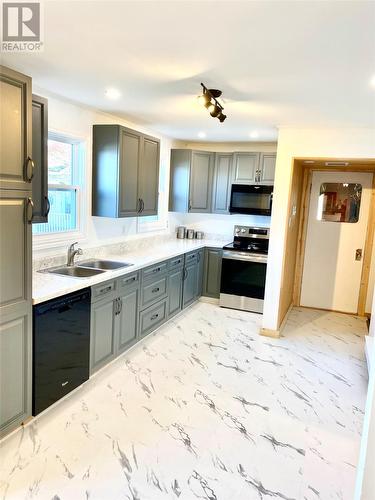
[169,255,184,270]
[142,261,168,281]
[185,251,198,264]
[141,276,167,309]
[117,272,139,290]
[91,280,116,302]
[139,298,167,338]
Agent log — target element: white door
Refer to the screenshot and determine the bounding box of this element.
[300,171,373,313]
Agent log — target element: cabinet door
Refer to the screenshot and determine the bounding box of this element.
[116,287,139,354]
[0,190,32,437]
[90,298,115,373]
[212,153,233,214]
[169,149,191,212]
[183,262,198,308]
[189,151,214,213]
[0,66,32,191]
[119,128,141,217]
[32,95,49,223]
[203,248,223,298]
[232,153,260,184]
[168,267,183,318]
[259,153,276,184]
[138,136,160,216]
[196,249,204,298]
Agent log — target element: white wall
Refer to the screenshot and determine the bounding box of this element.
[33,89,173,257]
[264,128,375,330]
[355,293,375,499]
[169,141,277,239]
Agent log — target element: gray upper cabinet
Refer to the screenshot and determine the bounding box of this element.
[212,153,233,214]
[0,66,32,191]
[138,136,160,216]
[232,152,260,184]
[259,153,276,184]
[32,94,49,223]
[92,125,160,218]
[189,151,214,213]
[169,149,214,213]
[119,128,141,217]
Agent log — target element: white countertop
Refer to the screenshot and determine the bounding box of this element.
[32,239,229,305]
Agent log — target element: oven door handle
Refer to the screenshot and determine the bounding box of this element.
[222,251,268,264]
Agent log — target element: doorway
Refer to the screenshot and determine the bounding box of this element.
[300,171,373,314]
[274,158,375,334]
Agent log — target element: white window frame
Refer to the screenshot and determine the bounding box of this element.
[33,130,87,250]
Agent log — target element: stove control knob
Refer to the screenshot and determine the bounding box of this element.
[240,228,246,233]
[235,227,240,233]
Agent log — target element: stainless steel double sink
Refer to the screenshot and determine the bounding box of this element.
[41,259,133,278]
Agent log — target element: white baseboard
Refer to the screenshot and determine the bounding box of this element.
[199,296,220,305]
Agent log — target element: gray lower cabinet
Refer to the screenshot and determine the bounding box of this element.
[90,274,140,373]
[183,252,199,308]
[196,249,204,298]
[139,298,168,338]
[32,94,49,223]
[168,255,184,318]
[203,248,223,298]
[116,285,139,354]
[89,247,223,378]
[90,293,116,373]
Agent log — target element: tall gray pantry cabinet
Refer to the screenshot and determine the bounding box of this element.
[0,66,33,437]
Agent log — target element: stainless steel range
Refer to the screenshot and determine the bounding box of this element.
[219,225,269,314]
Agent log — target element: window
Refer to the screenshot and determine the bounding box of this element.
[33,134,85,236]
[317,183,362,223]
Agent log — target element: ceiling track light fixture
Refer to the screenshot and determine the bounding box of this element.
[198,83,227,123]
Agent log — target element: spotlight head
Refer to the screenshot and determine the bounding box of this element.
[210,104,221,118]
[218,113,227,123]
[197,93,210,106]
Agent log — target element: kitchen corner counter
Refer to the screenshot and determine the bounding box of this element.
[32,239,228,305]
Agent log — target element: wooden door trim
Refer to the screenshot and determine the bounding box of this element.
[358,174,375,315]
[293,167,312,306]
[293,163,375,315]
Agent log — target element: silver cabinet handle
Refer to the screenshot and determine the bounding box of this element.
[141,199,145,212]
[124,276,136,284]
[25,156,34,182]
[26,197,34,223]
[137,198,142,213]
[150,313,159,321]
[118,298,123,314]
[152,287,160,293]
[153,267,161,273]
[99,286,112,294]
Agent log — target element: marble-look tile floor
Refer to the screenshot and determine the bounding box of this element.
[0,303,369,500]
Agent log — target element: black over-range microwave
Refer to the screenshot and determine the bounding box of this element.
[229,184,273,216]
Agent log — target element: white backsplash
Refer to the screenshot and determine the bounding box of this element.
[32,233,175,272]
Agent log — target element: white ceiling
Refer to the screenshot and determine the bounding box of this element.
[2,0,375,142]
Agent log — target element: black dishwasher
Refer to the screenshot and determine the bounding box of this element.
[33,288,91,415]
